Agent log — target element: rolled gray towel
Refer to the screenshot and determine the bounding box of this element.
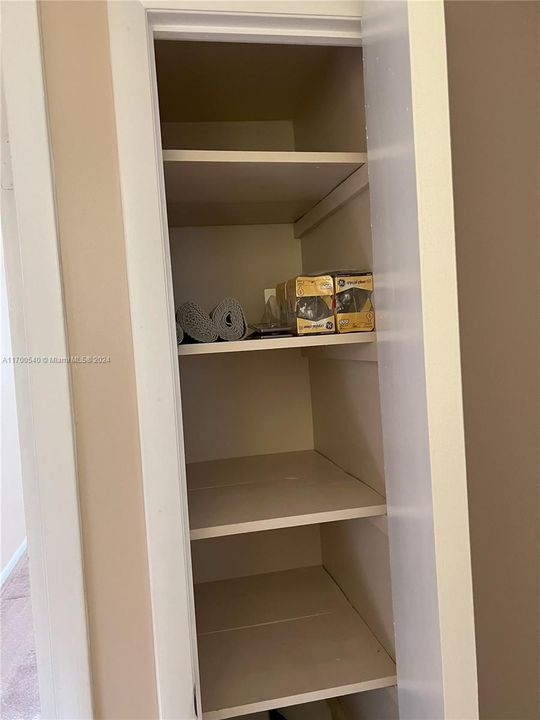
[177,302,219,343]
[176,321,184,345]
[211,297,248,341]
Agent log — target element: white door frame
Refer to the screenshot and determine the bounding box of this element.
[109,3,477,720]
[1,1,93,718]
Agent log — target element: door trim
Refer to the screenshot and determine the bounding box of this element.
[148,8,363,44]
[1,1,93,717]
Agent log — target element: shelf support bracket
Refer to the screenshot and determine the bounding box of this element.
[294,163,369,238]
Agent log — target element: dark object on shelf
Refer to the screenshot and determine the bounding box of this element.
[297,295,332,322]
[249,323,292,339]
[336,286,371,313]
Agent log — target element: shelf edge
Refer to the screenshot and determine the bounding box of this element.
[163,149,368,165]
[178,332,377,357]
[202,675,397,720]
[190,504,387,541]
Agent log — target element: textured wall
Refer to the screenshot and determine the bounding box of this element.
[445,3,540,718]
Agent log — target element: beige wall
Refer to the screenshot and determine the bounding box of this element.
[445,2,540,719]
[39,2,158,717]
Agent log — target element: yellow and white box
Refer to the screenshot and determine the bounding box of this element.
[284,275,335,335]
[334,272,375,333]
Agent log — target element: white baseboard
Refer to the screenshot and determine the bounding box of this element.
[1,538,27,587]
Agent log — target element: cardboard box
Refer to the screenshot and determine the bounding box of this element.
[283,275,335,335]
[334,272,375,332]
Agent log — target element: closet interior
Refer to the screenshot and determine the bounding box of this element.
[155,40,397,720]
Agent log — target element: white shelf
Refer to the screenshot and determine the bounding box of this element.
[178,331,376,357]
[187,450,386,540]
[195,566,397,719]
[163,150,366,226]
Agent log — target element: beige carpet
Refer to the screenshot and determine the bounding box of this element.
[1,555,40,720]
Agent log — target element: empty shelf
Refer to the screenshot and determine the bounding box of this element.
[163,150,366,226]
[178,331,376,356]
[187,450,386,540]
[195,566,397,719]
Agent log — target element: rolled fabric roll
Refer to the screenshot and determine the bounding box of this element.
[211,297,249,341]
[177,302,219,343]
[176,321,184,345]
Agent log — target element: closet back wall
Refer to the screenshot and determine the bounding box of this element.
[39,2,158,717]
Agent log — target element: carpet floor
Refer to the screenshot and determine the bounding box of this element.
[1,555,40,720]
